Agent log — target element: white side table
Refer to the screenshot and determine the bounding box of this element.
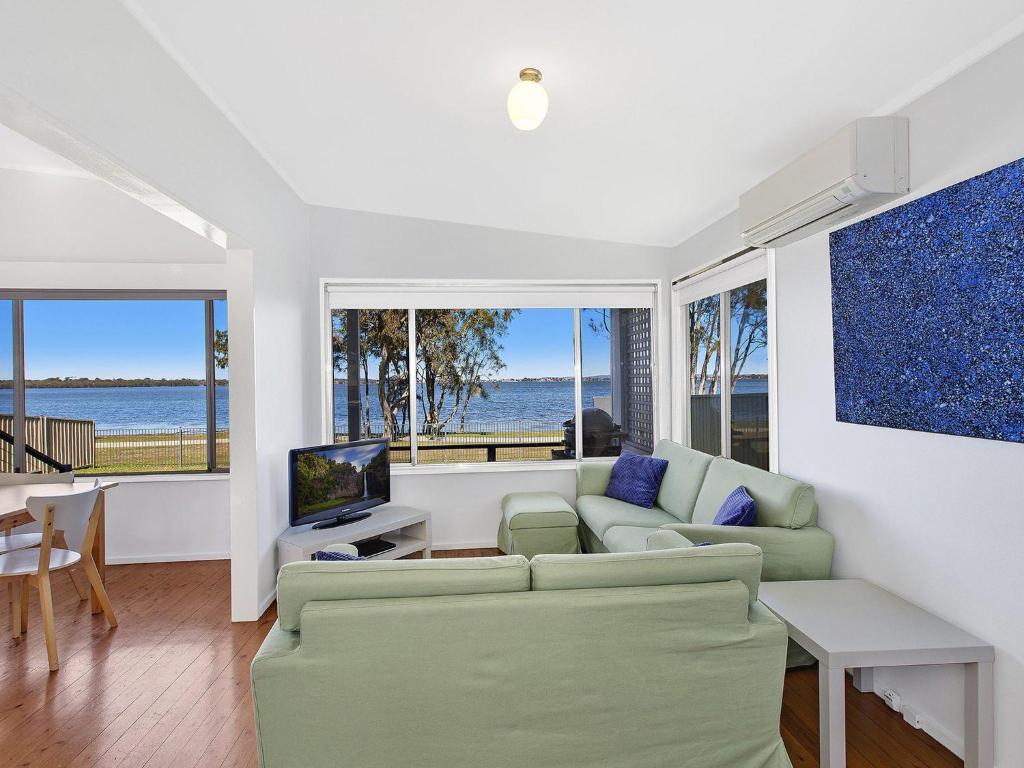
[759,579,994,768]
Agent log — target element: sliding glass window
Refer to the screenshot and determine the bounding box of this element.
[687,294,723,456]
[326,285,657,467]
[581,308,655,457]
[728,280,769,469]
[331,308,412,462]
[0,300,13,472]
[0,293,228,475]
[677,255,773,470]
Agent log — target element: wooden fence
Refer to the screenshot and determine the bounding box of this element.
[0,414,95,472]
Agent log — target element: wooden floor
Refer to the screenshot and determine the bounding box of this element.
[0,553,962,768]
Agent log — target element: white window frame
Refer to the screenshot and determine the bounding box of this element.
[319,279,662,475]
[0,289,229,476]
[671,250,778,472]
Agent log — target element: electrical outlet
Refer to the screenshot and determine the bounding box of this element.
[882,688,902,712]
[902,705,923,730]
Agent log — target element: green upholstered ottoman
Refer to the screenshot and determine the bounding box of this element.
[497,492,580,559]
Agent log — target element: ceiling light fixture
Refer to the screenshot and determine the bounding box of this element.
[507,68,548,131]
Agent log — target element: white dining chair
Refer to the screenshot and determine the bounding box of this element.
[1,481,117,671]
[0,471,86,599]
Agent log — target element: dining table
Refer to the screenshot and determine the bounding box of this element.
[0,480,117,614]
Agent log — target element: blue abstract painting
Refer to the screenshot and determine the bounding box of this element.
[830,156,1024,444]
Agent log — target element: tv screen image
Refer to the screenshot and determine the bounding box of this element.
[289,439,390,528]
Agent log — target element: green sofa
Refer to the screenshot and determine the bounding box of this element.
[252,546,793,768]
[576,439,834,582]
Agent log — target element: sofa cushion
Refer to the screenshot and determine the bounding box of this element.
[662,523,834,581]
[603,526,695,553]
[576,494,678,539]
[530,543,764,604]
[501,492,577,529]
[713,486,757,526]
[651,439,715,523]
[693,457,817,529]
[604,453,669,508]
[276,555,530,631]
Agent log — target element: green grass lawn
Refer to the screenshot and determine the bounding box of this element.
[65,427,572,474]
[76,431,230,475]
[389,429,564,464]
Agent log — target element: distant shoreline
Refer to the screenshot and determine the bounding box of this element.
[0,378,229,389]
[1,373,769,389]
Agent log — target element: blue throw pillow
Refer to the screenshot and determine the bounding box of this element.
[713,486,757,526]
[313,550,365,561]
[604,453,670,509]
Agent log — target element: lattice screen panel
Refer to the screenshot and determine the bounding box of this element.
[619,308,654,453]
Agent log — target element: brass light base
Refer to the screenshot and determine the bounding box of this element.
[519,67,542,83]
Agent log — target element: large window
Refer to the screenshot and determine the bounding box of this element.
[327,284,656,467]
[0,293,228,475]
[676,255,773,470]
[331,308,412,460]
[0,300,13,472]
[581,308,655,457]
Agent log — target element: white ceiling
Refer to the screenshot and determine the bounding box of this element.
[124,1,1024,247]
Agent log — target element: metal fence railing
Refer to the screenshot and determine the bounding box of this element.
[89,427,230,473]
[0,415,230,474]
[335,418,566,464]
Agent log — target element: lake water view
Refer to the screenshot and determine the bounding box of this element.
[0,385,229,432]
[0,377,767,433]
[332,377,768,433]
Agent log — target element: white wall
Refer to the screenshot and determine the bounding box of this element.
[310,206,670,547]
[0,168,224,263]
[668,34,1024,766]
[0,1,312,620]
[102,476,230,563]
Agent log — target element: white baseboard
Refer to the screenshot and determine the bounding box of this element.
[106,551,230,565]
[914,709,964,759]
[258,589,277,618]
[857,683,965,760]
[433,540,497,550]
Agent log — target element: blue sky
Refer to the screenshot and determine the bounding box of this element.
[0,301,10,377]
[3,301,613,380]
[2,300,227,379]
[346,308,616,380]
[497,308,612,378]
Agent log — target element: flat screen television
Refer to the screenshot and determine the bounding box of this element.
[288,439,390,530]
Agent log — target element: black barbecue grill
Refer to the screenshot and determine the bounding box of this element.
[557,408,626,459]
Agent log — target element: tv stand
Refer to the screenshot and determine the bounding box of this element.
[277,505,431,566]
[311,510,372,530]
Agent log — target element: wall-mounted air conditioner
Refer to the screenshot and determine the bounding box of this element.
[739,116,909,247]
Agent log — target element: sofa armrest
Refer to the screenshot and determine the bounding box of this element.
[576,462,613,498]
[644,529,694,551]
[252,620,300,667]
[661,523,834,581]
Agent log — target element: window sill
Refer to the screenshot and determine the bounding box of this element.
[389,458,616,477]
[87,472,230,484]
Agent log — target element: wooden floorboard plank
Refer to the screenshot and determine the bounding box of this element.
[69,630,256,768]
[1,555,964,768]
[0,566,219,746]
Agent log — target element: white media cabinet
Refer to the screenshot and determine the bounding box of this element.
[277,505,431,566]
